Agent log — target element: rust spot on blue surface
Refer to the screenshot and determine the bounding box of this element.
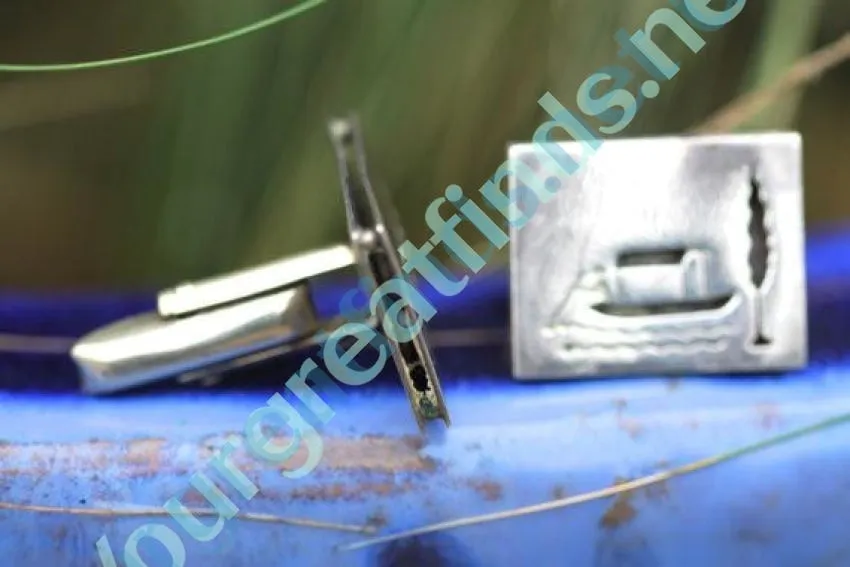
[123,438,166,477]
[600,497,637,529]
[600,478,637,530]
[467,479,503,501]
[0,433,441,478]
[287,480,416,502]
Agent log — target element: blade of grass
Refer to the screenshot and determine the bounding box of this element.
[0,0,329,72]
[0,500,374,534]
[694,33,850,134]
[735,0,826,130]
[340,411,850,552]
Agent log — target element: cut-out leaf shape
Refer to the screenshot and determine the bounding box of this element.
[747,170,771,345]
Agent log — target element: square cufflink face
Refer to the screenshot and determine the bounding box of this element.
[509,133,807,379]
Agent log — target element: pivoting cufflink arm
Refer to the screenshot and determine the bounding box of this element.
[71,117,450,428]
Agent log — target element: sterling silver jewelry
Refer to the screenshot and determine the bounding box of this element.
[509,132,807,379]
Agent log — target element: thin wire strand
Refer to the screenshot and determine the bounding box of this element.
[339,411,850,551]
[0,333,76,354]
[0,327,507,355]
[0,0,328,72]
[0,500,375,534]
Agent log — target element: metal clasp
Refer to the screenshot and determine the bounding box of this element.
[72,117,449,428]
[72,245,355,394]
[509,132,807,378]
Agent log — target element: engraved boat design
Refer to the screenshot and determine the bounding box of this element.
[543,248,741,348]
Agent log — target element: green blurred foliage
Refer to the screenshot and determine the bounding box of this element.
[0,0,847,289]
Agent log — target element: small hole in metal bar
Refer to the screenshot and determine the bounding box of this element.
[408,363,430,393]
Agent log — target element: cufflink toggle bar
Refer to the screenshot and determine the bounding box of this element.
[71,117,449,428]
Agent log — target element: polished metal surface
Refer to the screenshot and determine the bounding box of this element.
[329,117,450,427]
[72,252,338,394]
[157,244,355,318]
[72,190,360,394]
[509,132,807,379]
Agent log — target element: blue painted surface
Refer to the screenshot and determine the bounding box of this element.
[1,225,849,566]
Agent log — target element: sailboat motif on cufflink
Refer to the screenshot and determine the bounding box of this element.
[509,133,807,379]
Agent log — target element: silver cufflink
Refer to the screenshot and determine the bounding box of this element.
[71,117,449,428]
[71,126,807,424]
[509,132,807,378]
